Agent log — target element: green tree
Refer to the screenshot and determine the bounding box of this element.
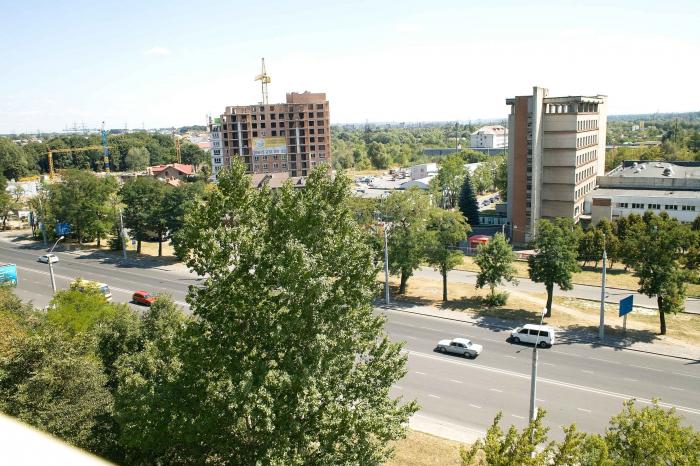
[426,209,470,301]
[474,233,517,305]
[0,137,31,179]
[164,181,206,258]
[471,162,495,194]
[180,141,208,167]
[116,161,418,464]
[433,154,466,208]
[380,189,431,294]
[368,141,391,169]
[528,219,581,317]
[577,228,603,268]
[623,212,694,334]
[124,147,150,171]
[0,176,15,230]
[458,172,480,226]
[120,176,166,254]
[494,157,508,201]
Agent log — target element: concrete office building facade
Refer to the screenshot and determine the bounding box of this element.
[470,125,507,149]
[506,87,607,243]
[209,92,330,178]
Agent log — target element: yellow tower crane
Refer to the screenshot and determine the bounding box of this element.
[255,57,271,105]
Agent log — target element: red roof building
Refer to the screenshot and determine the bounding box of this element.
[148,163,194,182]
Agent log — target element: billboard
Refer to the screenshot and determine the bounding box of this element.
[0,263,17,287]
[252,137,287,157]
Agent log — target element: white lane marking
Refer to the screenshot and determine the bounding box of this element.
[428,394,440,399]
[414,371,426,375]
[504,355,516,359]
[674,372,700,380]
[484,338,501,343]
[541,362,555,366]
[581,369,595,375]
[449,379,463,384]
[405,350,700,416]
[536,398,546,402]
[669,387,685,391]
[623,377,638,382]
[577,408,592,413]
[404,335,417,340]
[418,325,447,332]
[469,404,482,409]
[512,414,525,419]
[630,364,663,372]
[489,388,503,393]
[589,357,617,364]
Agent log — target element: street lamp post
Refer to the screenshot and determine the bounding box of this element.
[47,235,64,293]
[529,307,547,422]
[383,222,390,305]
[599,233,607,341]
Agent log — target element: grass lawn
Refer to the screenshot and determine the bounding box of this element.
[388,275,700,347]
[386,430,463,466]
[62,236,177,260]
[454,256,700,297]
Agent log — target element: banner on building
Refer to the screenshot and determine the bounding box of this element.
[252,137,287,156]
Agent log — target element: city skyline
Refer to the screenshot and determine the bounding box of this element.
[2,0,699,133]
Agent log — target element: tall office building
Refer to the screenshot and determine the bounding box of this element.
[209,92,330,178]
[506,87,607,243]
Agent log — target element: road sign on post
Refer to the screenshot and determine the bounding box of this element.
[619,295,634,334]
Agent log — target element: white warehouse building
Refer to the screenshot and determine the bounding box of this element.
[470,125,507,149]
[585,161,700,224]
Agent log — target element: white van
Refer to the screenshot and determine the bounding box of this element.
[510,324,555,348]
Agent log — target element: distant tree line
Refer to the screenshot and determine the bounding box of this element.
[0,132,209,180]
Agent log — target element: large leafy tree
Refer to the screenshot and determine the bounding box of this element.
[164,181,206,258]
[116,161,418,464]
[493,156,508,201]
[380,189,431,294]
[120,176,167,254]
[432,154,466,208]
[528,218,581,317]
[426,209,470,301]
[474,233,517,305]
[0,137,31,179]
[623,212,694,334]
[458,172,480,226]
[124,147,150,171]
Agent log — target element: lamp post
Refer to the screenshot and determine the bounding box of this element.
[599,233,607,341]
[529,307,547,422]
[47,235,64,293]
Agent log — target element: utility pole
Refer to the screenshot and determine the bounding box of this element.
[47,236,64,293]
[383,223,390,305]
[119,209,127,260]
[529,308,547,422]
[599,233,607,341]
[38,195,47,247]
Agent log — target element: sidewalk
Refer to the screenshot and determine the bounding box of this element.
[381,299,700,361]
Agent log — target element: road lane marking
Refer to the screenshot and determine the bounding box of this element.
[623,378,638,382]
[489,388,503,393]
[541,362,555,366]
[581,370,595,375]
[405,350,700,416]
[577,408,592,413]
[428,394,440,399]
[511,414,525,419]
[414,371,426,375]
[630,364,663,372]
[504,355,516,359]
[674,372,700,380]
[669,387,685,391]
[449,379,463,384]
[536,398,545,402]
[469,404,482,409]
[589,357,617,364]
[404,335,417,340]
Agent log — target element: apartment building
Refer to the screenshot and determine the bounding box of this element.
[506,87,607,243]
[209,92,330,178]
[470,125,507,149]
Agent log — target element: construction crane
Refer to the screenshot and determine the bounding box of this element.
[172,129,182,164]
[101,121,110,173]
[46,146,108,178]
[255,57,271,105]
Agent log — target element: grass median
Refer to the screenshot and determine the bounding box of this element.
[387,430,463,466]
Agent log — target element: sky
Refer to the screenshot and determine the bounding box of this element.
[1,0,699,133]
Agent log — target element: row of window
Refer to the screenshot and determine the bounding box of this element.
[576,134,598,149]
[576,149,596,166]
[577,119,598,132]
[575,180,594,200]
[251,103,324,113]
[576,166,595,183]
[616,202,697,212]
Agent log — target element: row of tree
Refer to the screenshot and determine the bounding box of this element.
[0,163,418,464]
[28,170,207,256]
[0,132,209,180]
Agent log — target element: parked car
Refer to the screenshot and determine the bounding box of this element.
[436,337,483,358]
[132,290,157,306]
[509,324,555,348]
[38,253,59,264]
[70,278,112,301]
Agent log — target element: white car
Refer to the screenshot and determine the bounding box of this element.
[510,324,555,348]
[38,253,59,264]
[436,337,483,358]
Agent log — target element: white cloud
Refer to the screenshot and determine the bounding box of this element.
[144,46,171,56]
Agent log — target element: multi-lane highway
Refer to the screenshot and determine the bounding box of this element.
[2,239,699,441]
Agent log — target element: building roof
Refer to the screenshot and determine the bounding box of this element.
[471,125,507,136]
[150,163,194,176]
[400,176,434,190]
[587,188,700,200]
[605,161,700,180]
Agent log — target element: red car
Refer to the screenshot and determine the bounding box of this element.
[132,290,156,306]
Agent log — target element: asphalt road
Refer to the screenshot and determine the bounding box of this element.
[2,240,699,440]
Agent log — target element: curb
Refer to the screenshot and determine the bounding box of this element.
[380,303,699,362]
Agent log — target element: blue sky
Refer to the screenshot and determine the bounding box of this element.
[1,0,699,133]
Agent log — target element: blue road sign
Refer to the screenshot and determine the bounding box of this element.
[55,222,71,236]
[619,295,634,317]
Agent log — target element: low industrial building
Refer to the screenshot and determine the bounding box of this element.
[585,161,700,224]
[410,163,438,180]
[470,125,507,149]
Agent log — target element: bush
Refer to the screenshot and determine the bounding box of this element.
[485,291,508,307]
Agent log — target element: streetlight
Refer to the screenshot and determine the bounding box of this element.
[47,235,64,293]
[599,233,607,341]
[529,307,547,422]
